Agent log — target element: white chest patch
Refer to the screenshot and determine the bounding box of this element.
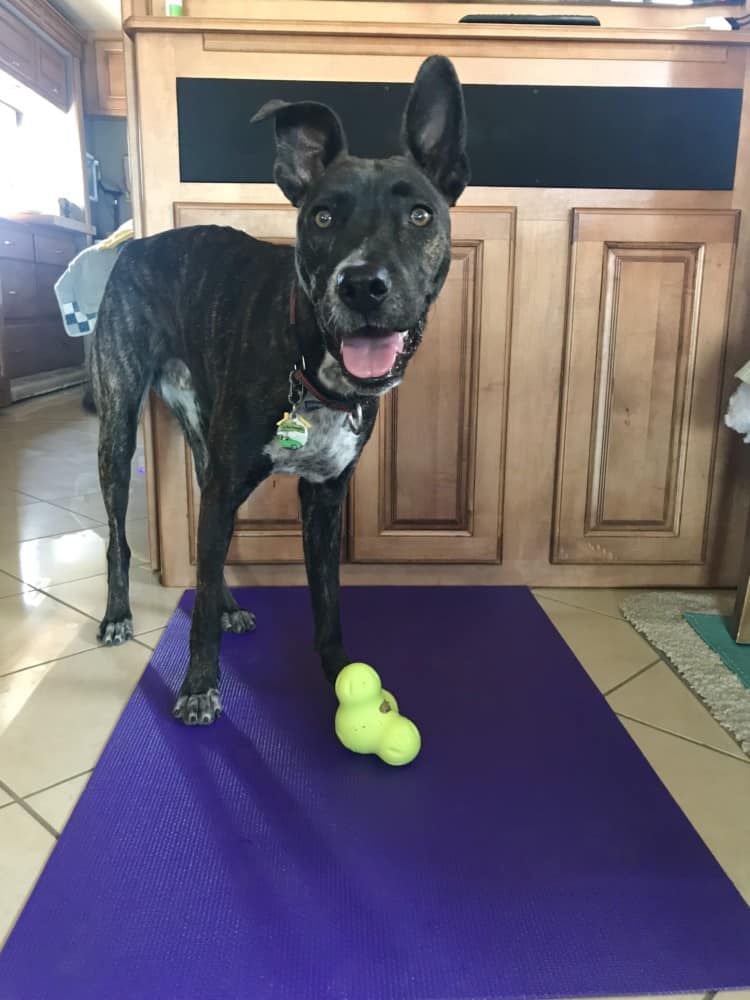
[264,403,361,483]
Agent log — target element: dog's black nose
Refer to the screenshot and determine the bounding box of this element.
[337,265,391,312]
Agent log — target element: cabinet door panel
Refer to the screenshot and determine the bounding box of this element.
[37,39,68,111]
[554,209,738,565]
[0,7,35,85]
[174,203,304,564]
[350,208,514,563]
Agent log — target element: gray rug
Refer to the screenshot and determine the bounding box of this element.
[620,592,750,754]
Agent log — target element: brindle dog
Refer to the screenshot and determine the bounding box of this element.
[90,55,470,725]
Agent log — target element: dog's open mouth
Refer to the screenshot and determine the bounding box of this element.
[340,329,406,380]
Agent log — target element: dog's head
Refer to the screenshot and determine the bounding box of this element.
[252,56,469,394]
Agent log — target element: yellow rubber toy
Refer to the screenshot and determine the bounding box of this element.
[334,662,421,766]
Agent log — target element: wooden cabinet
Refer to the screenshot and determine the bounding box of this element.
[351,208,513,563]
[149,201,742,584]
[83,36,126,117]
[554,210,739,567]
[0,218,88,401]
[0,4,70,111]
[36,38,68,110]
[130,25,750,587]
[0,5,35,85]
[0,220,33,260]
[0,259,37,319]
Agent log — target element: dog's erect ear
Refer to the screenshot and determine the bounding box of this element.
[251,99,347,206]
[402,56,470,206]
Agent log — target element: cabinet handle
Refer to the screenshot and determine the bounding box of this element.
[2,239,14,246]
[7,289,17,296]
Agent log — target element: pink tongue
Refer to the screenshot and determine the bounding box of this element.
[341,332,403,379]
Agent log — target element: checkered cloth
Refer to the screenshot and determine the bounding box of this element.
[54,221,133,338]
[61,302,97,336]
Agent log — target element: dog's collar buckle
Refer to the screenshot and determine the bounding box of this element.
[348,403,363,433]
[288,358,306,409]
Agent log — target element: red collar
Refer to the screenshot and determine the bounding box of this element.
[292,368,360,414]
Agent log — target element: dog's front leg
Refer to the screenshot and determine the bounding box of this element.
[173,478,239,726]
[299,470,352,684]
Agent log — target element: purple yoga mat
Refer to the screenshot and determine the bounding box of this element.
[1,587,749,1000]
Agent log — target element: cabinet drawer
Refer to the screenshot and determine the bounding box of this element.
[0,222,34,262]
[34,230,76,266]
[0,320,83,379]
[0,7,35,85]
[35,262,66,317]
[0,260,36,319]
[37,40,68,111]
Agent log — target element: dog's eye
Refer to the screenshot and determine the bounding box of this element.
[409,206,432,228]
[313,209,333,229]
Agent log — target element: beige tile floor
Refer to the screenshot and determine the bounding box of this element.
[0,389,748,1000]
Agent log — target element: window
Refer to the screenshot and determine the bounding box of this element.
[0,68,84,217]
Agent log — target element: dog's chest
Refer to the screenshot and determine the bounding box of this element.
[264,402,361,483]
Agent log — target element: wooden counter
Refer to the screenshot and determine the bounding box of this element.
[123,2,750,588]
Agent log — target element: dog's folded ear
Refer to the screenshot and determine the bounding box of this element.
[251,100,347,206]
[402,55,470,206]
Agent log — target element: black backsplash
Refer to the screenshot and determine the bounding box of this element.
[177,78,742,191]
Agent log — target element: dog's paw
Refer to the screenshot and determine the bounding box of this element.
[172,688,222,726]
[221,608,256,634]
[98,616,134,646]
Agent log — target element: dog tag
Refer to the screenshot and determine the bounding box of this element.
[275,411,311,450]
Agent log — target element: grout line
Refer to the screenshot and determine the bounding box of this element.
[4,567,107,591]
[0,778,21,805]
[0,586,38,601]
[0,525,150,597]
[0,566,110,596]
[11,489,46,503]
[133,634,162,651]
[0,779,59,839]
[0,645,102,680]
[534,592,627,622]
[616,713,750,765]
[0,629,156,680]
[0,582,165,679]
[0,521,107,546]
[23,769,93,801]
[31,587,103,624]
[0,637,156,680]
[15,799,60,839]
[32,583,168,638]
[603,658,661,696]
[0,568,39,590]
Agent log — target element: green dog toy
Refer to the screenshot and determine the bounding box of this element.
[334,662,421,766]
